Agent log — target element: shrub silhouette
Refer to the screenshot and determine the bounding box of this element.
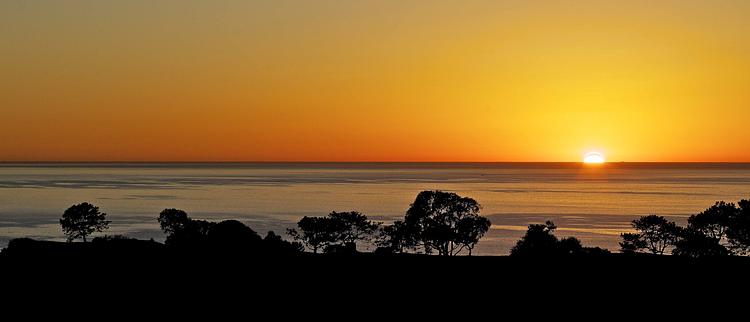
[619,215,681,255]
[511,221,561,256]
[157,208,214,247]
[398,190,490,256]
[263,231,304,254]
[324,242,358,254]
[510,221,604,256]
[156,209,301,254]
[157,208,191,236]
[169,219,214,248]
[287,211,380,253]
[92,235,135,242]
[206,220,263,250]
[59,202,110,242]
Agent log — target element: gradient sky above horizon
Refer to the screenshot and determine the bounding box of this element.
[2,0,750,162]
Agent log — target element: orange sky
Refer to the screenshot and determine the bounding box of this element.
[2,1,750,162]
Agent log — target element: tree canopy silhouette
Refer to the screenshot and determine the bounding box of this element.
[673,228,729,257]
[619,215,681,255]
[396,190,490,256]
[287,211,380,253]
[157,208,191,236]
[725,199,750,254]
[59,202,110,242]
[621,201,750,257]
[287,216,332,254]
[455,215,491,255]
[329,211,380,245]
[619,233,646,254]
[510,221,606,256]
[511,221,560,256]
[157,208,214,247]
[672,201,737,256]
[157,209,300,253]
[680,199,750,255]
[377,220,420,254]
[688,201,735,241]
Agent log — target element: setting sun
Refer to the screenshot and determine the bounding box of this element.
[583,152,606,164]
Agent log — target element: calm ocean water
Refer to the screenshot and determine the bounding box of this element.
[1,162,749,255]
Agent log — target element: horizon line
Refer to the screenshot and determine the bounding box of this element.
[2,161,750,164]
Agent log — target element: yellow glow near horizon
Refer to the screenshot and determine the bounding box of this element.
[583,152,606,164]
[2,1,750,162]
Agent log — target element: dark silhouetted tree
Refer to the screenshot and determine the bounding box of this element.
[169,219,214,247]
[558,236,584,254]
[60,202,110,242]
[511,221,583,256]
[377,220,420,254]
[156,208,214,247]
[328,211,380,245]
[727,199,750,254]
[673,228,729,257]
[455,215,491,256]
[670,201,739,256]
[621,215,681,255]
[287,211,380,253]
[679,198,750,255]
[157,208,190,236]
[688,201,736,240]
[619,233,646,254]
[287,216,335,254]
[402,190,490,256]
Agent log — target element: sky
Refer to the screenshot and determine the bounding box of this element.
[2,0,750,162]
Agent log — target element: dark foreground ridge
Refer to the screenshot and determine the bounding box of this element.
[4,237,750,304]
[4,237,750,312]
[4,190,750,303]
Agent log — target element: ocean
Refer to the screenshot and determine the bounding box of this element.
[1,162,749,255]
